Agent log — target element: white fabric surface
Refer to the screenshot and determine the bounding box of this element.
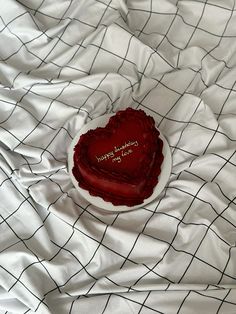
[1,0,236,313]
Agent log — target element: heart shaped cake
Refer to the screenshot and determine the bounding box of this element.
[72,107,164,206]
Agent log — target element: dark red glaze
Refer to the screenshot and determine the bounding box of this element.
[72,107,164,206]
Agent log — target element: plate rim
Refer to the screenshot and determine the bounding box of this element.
[68,113,172,212]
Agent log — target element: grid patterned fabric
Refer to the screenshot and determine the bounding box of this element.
[0,0,236,313]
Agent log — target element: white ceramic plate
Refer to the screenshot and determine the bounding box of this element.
[68,114,172,212]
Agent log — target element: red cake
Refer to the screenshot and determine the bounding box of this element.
[72,107,164,206]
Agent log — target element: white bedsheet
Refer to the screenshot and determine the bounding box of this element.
[0,0,236,313]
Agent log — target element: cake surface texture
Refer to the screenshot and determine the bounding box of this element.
[72,107,164,206]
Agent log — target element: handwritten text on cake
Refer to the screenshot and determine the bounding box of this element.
[96,140,139,163]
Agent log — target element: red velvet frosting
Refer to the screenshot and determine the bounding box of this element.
[72,107,164,206]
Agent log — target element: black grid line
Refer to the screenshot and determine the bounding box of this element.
[193,289,236,306]
[153,207,234,248]
[0,218,60,297]
[0,265,49,309]
[176,290,191,314]
[106,293,165,314]
[137,291,151,314]
[139,101,236,142]
[114,20,177,70]
[0,125,65,164]
[0,98,56,131]
[177,195,236,283]
[136,0,153,38]
[167,183,236,232]
[1,0,236,313]
[0,18,90,91]
[49,218,173,287]
[217,244,236,285]
[101,294,112,314]
[15,0,98,30]
[197,2,236,97]
[216,289,232,314]
[128,5,236,39]
[127,182,208,290]
[12,82,72,151]
[142,229,236,282]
